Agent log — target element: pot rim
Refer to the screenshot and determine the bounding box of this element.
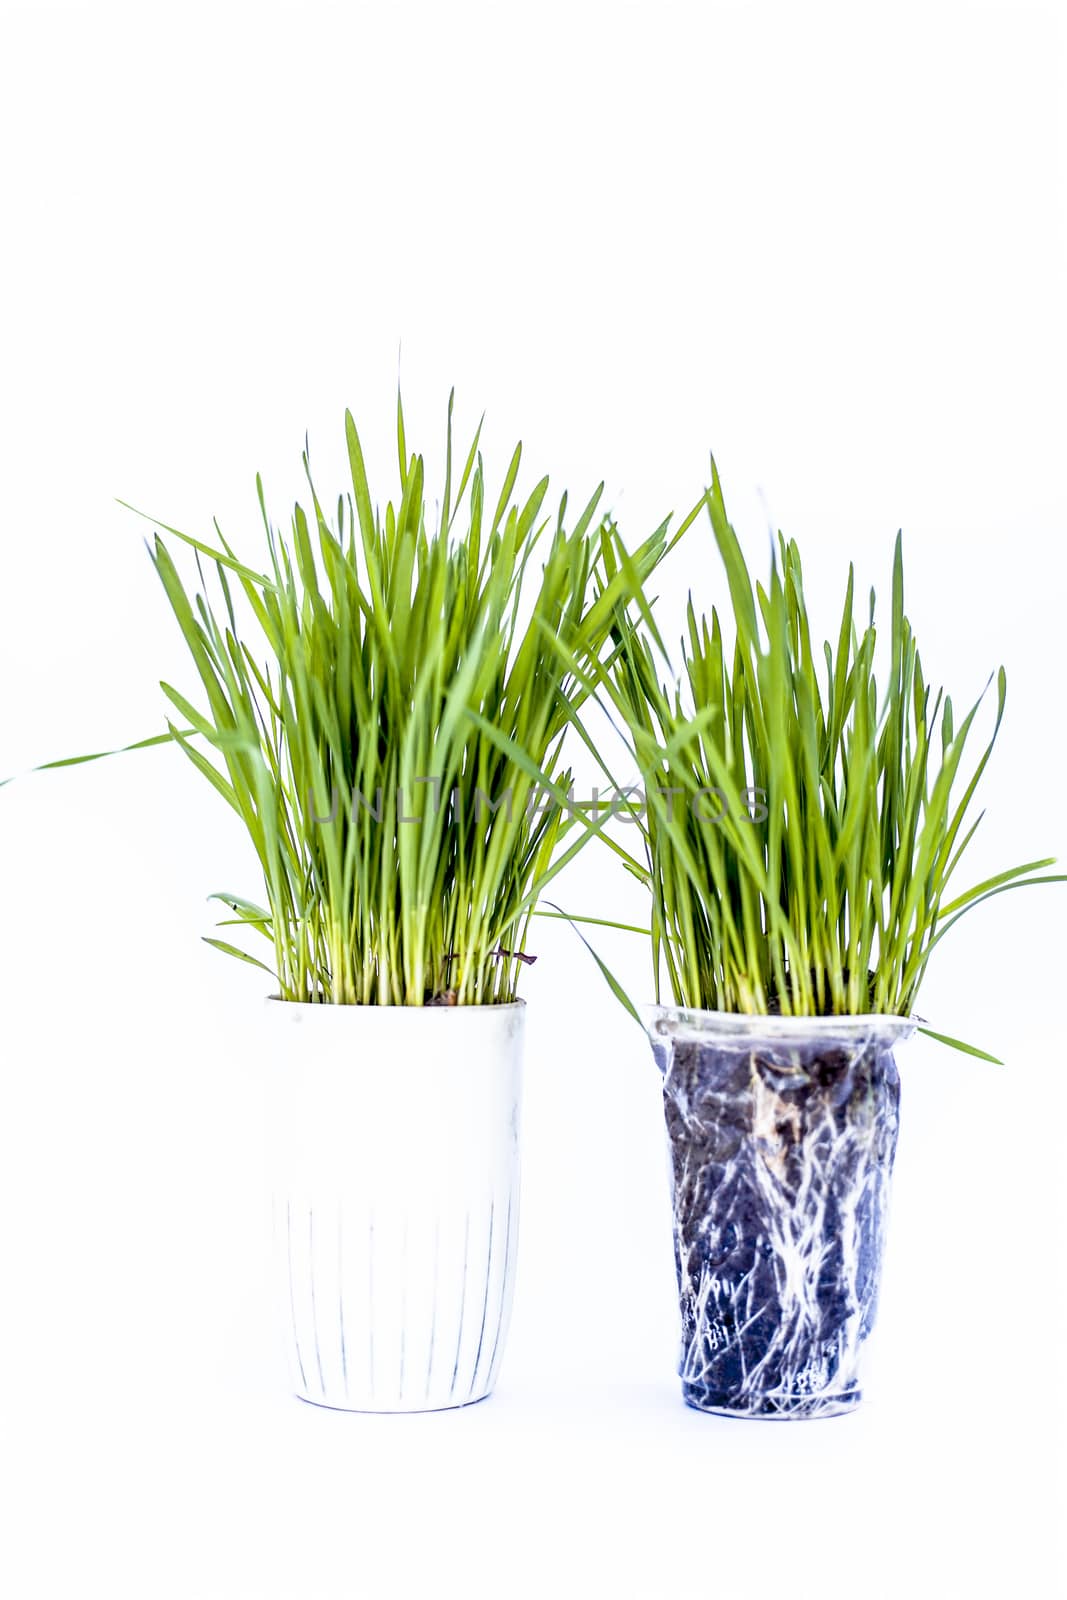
[264,994,527,1015]
[643,1002,916,1044]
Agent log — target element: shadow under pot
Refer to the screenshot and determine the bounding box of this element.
[645,1006,914,1420]
[264,998,525,1413]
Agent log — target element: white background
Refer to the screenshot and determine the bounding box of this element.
[1,2,1065,1597]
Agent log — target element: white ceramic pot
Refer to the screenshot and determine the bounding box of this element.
[265,999,524,1412]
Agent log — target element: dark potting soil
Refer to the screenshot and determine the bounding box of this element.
[655,1031,900,1417]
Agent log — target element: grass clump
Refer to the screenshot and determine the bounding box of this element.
[146,393,683,1005]
[571,461,1063,1054]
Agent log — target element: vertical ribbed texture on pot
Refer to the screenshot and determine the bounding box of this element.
[646,1007,912,1420]
[265,1001,524,1412]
